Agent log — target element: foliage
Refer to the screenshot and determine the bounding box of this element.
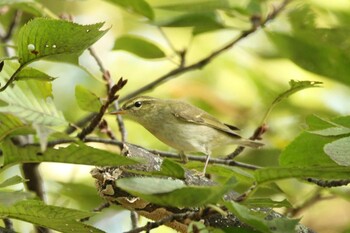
[0,0,349,233]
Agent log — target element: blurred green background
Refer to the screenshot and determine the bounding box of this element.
[1,0,350,232]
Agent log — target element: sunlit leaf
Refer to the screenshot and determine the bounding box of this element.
[118,177,186,195]
[16,67,55,82]
[0,0,56,17]
[155,0,230,13]
[104,0,154,20]
[279,132,338,167]
[56,182,103,210]
[262,80,322,123]
[156,12,226,35]
[243,198,292,208]
[17,18,108,65]
[254,166,350,184]
[324,137,350,166]
[0,62,66,126]
[113,35,166,59]
[0,191,35,207]
[0,113,33,142]
[305,115,336,130]
[207,164,255,185]
[225,201,299,233]
[309,127,350,136]
[0,84,66,126]
[117,176,236,207]
[0,176,27,188]
[151,158,185,179]
[0,200,103,232]
[307,115,350,136]
[75,85,102,113]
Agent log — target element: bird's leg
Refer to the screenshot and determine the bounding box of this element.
[202,152,211,175]
[179,151,188,163]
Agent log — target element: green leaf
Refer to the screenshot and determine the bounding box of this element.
[0,176,27,188]
[117,176,236,207]
[0,140,139,170]
[17,18,108,65]
[117,177,186,195]
[0,113,33,142]
[104,0,154,20]
[156,12,226,35]
[0,191,35,207]
[0,62,66,126]
[243,198,292,208]
[305,115,336,130]
[309,127,350,136]
[267,6,350,88]
[207,165,255,185]
[152,158,185,179]
[225,201,299,233]
[279,132,338,167]
[113,35,166,59]
[0,200,103,233]
[75,85,102,113]
[0,0,57,17]
[56,182,103,210]
[254,166,350,184]
[262,80,322,123]
[155,0,230,13]
[16,67,56,82]
[306,115,350,136]
[324,137,350,166]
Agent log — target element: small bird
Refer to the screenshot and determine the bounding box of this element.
[113,96,263,174]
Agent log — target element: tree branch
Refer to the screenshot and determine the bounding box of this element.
[83,137,260,170]
[119,0,290,102]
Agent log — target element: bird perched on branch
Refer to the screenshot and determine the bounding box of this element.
[112,96,263,174]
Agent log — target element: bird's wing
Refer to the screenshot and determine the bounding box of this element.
[170,101,241,138]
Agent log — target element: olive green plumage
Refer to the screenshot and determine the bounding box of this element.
[117,96,263,174]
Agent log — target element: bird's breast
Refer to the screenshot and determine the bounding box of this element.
[140,119,233,154]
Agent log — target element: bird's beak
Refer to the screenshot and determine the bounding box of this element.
[110,109,126,115]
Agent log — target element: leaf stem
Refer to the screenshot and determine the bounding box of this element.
[0,63,25,92]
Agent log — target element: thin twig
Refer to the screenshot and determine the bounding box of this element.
[306,178,350,188]
[119,0,290,103]
[0,62,25,92]
[1,11,22,41]
[124,211,196,233]
[226,124,268,160]
[130,211,138,230]
[234,182,257,202]
[3,218,14,232]
[88,47,127,143]
[77,77,127,140]
[0,10,22,56]
[65,114,96,135]
[80,202,111,222]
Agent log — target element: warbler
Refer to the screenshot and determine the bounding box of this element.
[113,96,263,174]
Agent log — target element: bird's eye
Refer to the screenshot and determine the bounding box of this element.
[134,101,142,108]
